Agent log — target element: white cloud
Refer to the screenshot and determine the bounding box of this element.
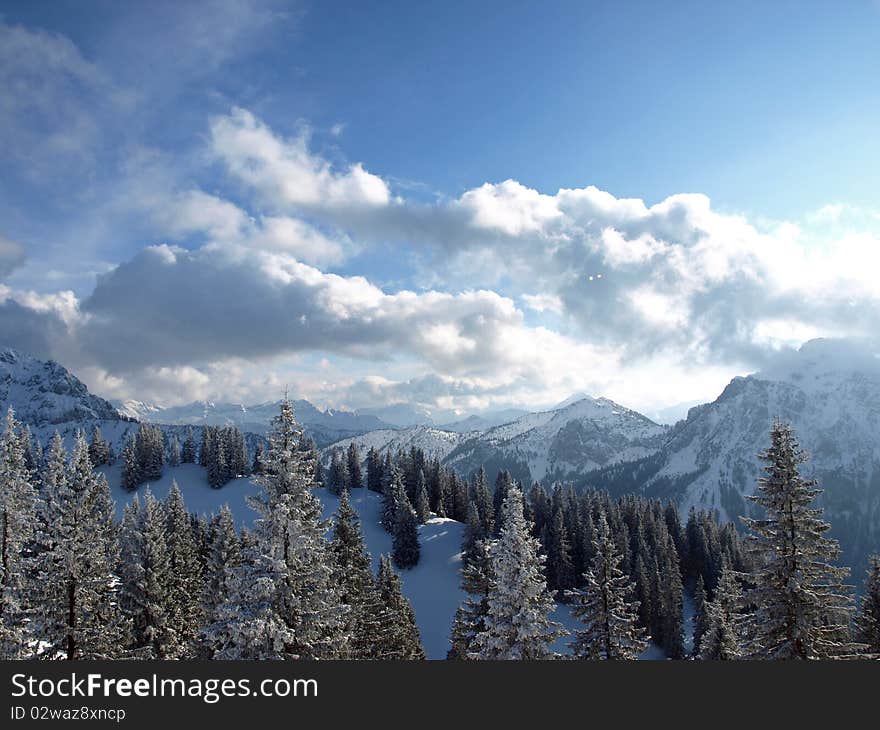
[210,108,391,212]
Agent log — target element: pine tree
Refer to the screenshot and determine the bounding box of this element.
[854,554,880,656]
[545,502,575,595]
[568,513,647,660]
[167,436,181,467]
[413,470,431,524]
[392,499,420,569]
[376,554,425,659]
[88,425,111,466]
[346,442,362,489]
[208,435,227,488]
[471,486,564,659]
[381,466,408,532]
[199,427,213,468]
[163,481,203,657]
[36,432,125,659]
[181,427,197,464]
[203,504,241,622]
[0,409,37,658]
[698,559,743,660]
[366,447,383,492]
[327,447,347,496]
[330,489,388,658]
[204,400,346,659]
[120,436,140,491]
[692,574,710,657]
[448,539,493,660]
[742,421,858,659]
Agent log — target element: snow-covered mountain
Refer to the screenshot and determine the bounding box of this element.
[0,348,122,426]
[116,397,393,446]
[586,339,880,576]
[324,425,474,464]
[445,396,667,483]
[326,395,667,485]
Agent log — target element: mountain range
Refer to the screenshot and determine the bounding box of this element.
[3,338,879,575]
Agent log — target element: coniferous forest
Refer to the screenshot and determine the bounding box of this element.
[0,400,877,661]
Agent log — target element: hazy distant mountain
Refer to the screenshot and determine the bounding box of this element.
[116,397,393,446]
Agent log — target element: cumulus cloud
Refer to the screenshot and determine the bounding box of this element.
[210,107,392,212]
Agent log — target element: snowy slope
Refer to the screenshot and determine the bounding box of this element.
[103,463,464,659]
[323,425,475,463]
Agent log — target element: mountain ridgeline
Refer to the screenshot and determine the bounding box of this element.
[2,339,879,577]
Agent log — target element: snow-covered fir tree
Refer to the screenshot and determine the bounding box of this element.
[392,498,420,569]
[204,400,346,659]
[327,447,348,496]
[381,466,409,533]
[203,504,241,624]
[366,446,383,492]
[448,538,493,660]
[88,425,112,467]
[0,409,37,658]
[471,486,564,659]
[692,574,710,657]
[36,432,125,659]
[330,489,389,658]
[698,559,743,660]
[181,427,197,464]
[163,481,204,657]
[120,436,140,491]
[854,554,880,656]
[346,442,362,489]
[376,554,425,659]
[413,469,431,524]
[741,421,858,659]
[567,512,647,660]
[119,490,177,658]
[167,436,181,467]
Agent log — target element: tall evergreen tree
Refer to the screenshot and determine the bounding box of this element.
[120,490,176,658]
[692,574,710,657]
[413,469,431,524]
[330,489,387,658]
[376,554,425,659]
[36,432,125,659]
[568,513,647,660]
[448,539,493,660]
[346,442,362,489]
[698,559,743,660]
[0,409,37,658]
[181,427,197,464]
[471,486,564,659]
[163,481,203,657]
[204,400,346,659]
[392,499,420,569]
[742,421,857,659]
[203,504,241,623]
[365,447,383,492]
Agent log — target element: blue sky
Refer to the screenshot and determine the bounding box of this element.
[1,0,880,417]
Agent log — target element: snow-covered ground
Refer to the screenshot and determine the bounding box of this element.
[102,464,465,659]
[102,463,674,660]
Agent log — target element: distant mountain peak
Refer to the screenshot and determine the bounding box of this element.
[0,348,121,426]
